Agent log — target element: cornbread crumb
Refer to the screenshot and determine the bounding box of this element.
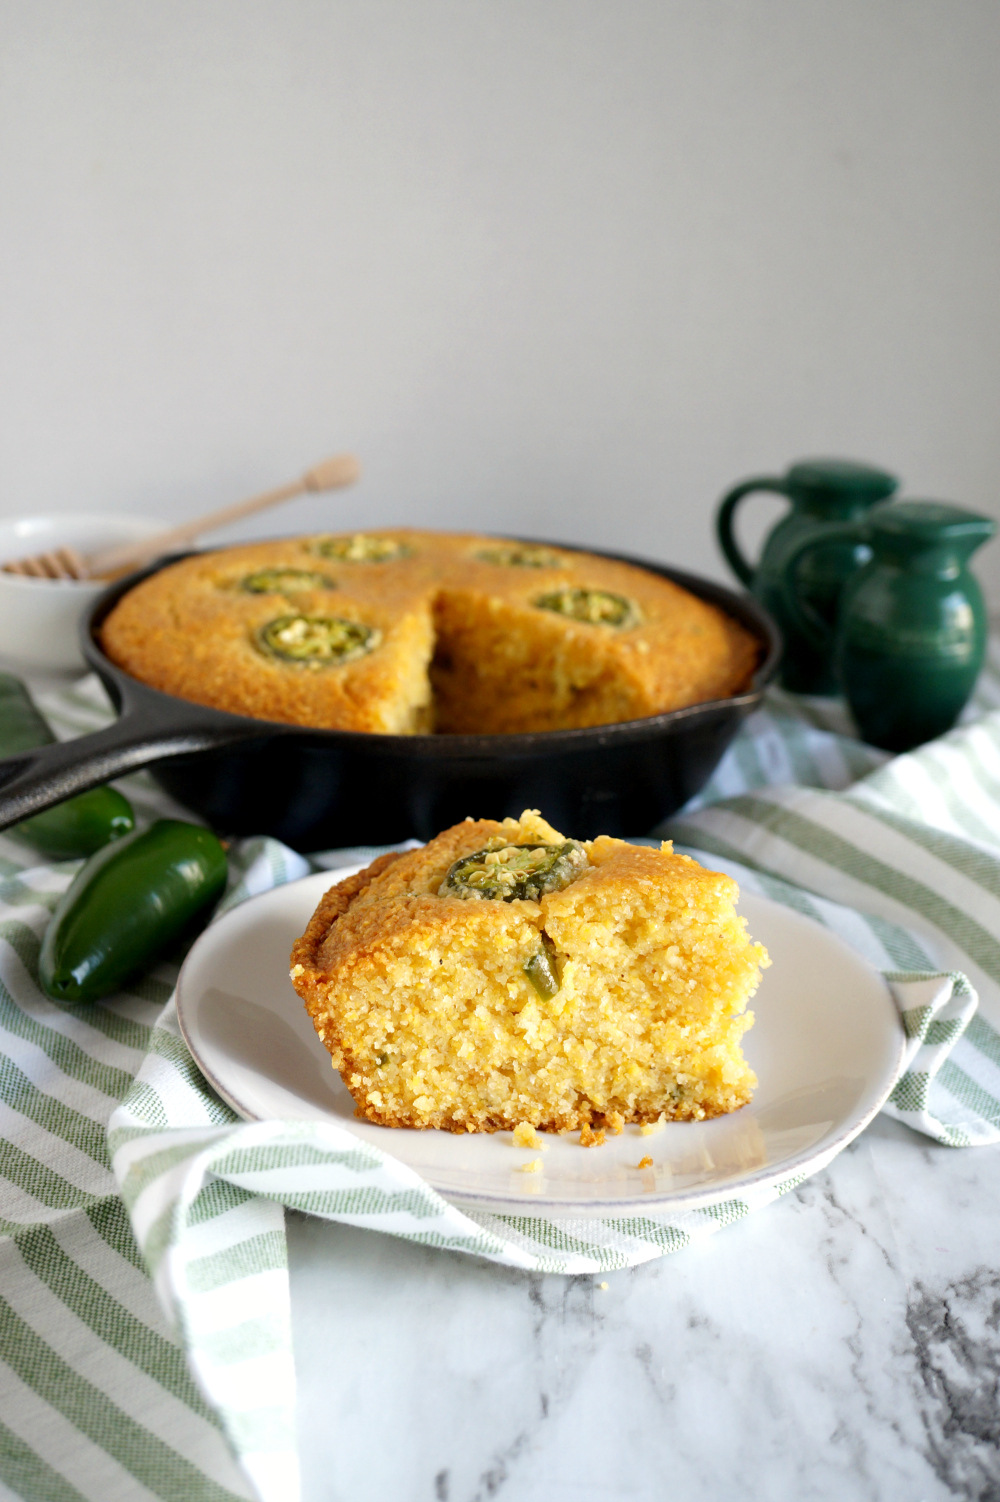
[639,1114,668,1137]
[598,1281,609,1290]
[513,1122,544,1149]
[289,964,304,978]
[517,1158,543,1174]
[637,1156,654,1169]
[290,812,767,1133]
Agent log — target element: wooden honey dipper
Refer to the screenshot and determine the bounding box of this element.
[1,453,361,581]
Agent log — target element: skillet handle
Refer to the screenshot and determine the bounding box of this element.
[0,703,257,832]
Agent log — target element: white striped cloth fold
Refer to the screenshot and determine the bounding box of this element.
[2,660,1000,1501]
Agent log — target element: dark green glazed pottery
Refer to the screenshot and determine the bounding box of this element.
[779,500,996,752]
[716,459,899,694]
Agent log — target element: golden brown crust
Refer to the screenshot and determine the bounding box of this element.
[291,849,407,974]
[99,529,760,735]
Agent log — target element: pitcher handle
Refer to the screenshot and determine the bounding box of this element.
[778,521,865,655]
[715,476,790,586]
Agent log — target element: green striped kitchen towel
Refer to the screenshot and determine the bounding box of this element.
[2,661,1000,1501]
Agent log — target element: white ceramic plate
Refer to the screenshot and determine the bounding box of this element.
[176,870,905,1216]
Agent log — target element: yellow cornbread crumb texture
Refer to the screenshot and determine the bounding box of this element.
[517,1159,544,1174]
[290,809,768,1135]
[513,1122,545,1149]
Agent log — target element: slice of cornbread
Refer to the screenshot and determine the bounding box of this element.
[289,810,768,1133]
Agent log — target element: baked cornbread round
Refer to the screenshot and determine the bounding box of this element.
[289,810,767,1133]
[98,529,760,734]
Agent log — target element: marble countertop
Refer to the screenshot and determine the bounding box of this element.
[288,1114,1000,1502]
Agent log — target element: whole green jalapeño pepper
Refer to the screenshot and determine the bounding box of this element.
[39,819,228,1003]
[0,674,135,860]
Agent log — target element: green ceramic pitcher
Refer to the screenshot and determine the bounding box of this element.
[779,500,996,752]
[716,459,899,694]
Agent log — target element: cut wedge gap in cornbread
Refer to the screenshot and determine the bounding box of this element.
[290,810,769,1132]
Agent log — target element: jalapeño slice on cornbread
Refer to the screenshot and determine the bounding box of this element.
[290,810,768,1134]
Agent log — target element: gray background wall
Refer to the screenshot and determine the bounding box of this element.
[2,1,999,592]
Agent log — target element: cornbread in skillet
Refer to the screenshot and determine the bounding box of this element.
[98,529,759,733]
[289,810,767,1133]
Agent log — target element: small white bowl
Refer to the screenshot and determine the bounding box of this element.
[0,513,166,672]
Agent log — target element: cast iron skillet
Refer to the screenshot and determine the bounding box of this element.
[0,542,780,850]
